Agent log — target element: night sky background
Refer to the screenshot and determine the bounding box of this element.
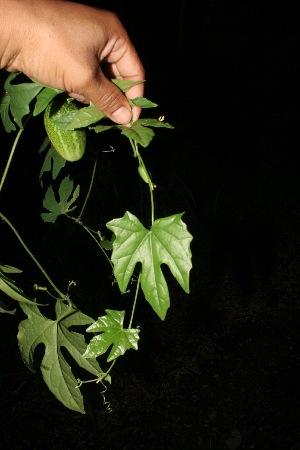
[1,1,299,449]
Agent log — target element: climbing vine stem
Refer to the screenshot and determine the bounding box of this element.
[0,211,65,299]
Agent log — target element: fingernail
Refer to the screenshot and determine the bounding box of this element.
[69,93,86,102]
[112,106,132,124]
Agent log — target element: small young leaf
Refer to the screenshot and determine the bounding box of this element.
[0,263,23,274]
[106,212,193,320]
[121,122,155,148]
[100,240,113,251]
[0,264,42,306]
[18,300,106,413]
[90,124,117,134]
[131,97,158,108]
[41,176,80,222]
[111,78,145,93]
[84,309,140,362]
[138,118,174,129]
[0,299,16,315]
[39,139,66,185]
[53,103,106,130]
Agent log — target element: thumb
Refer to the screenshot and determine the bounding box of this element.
[84,75,133,125]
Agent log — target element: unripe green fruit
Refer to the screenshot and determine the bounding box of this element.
[138,164,150,184]
[44,97,86,162]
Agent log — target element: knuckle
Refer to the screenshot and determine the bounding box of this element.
[95,89,121,112]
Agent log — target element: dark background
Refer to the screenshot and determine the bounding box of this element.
[1,1,299,449]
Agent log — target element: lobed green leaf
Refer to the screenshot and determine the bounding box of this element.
[84,309,140,362]
[18,300,106,413]
[39,138,67,185]
[106,212,193,320]
[41,176,80,223]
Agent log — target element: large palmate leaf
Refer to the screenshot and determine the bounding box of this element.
[106,212,193,320]
[18,300,107,413]
[84,309,140,362]
[41,176,79,222]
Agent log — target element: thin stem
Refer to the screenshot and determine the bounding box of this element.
[0,113,33,194]
[129,138,155,225]
[77,359,116,387]
[0,211,65,299]
[81,224,113,269]
[0,113,67,300]
[129,136,138,158]
[101,359,116,381]
[125,138,154,329]
[78,159,97,222]
[0,128,24,194]
[67,215,113,269]
[128,272,141,329]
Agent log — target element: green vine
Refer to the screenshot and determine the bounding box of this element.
[0,71,193,414]
[0,211,65,299]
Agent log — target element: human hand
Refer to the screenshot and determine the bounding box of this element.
[0,0,145,124]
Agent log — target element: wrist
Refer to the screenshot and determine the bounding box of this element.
[0,0,59,72]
